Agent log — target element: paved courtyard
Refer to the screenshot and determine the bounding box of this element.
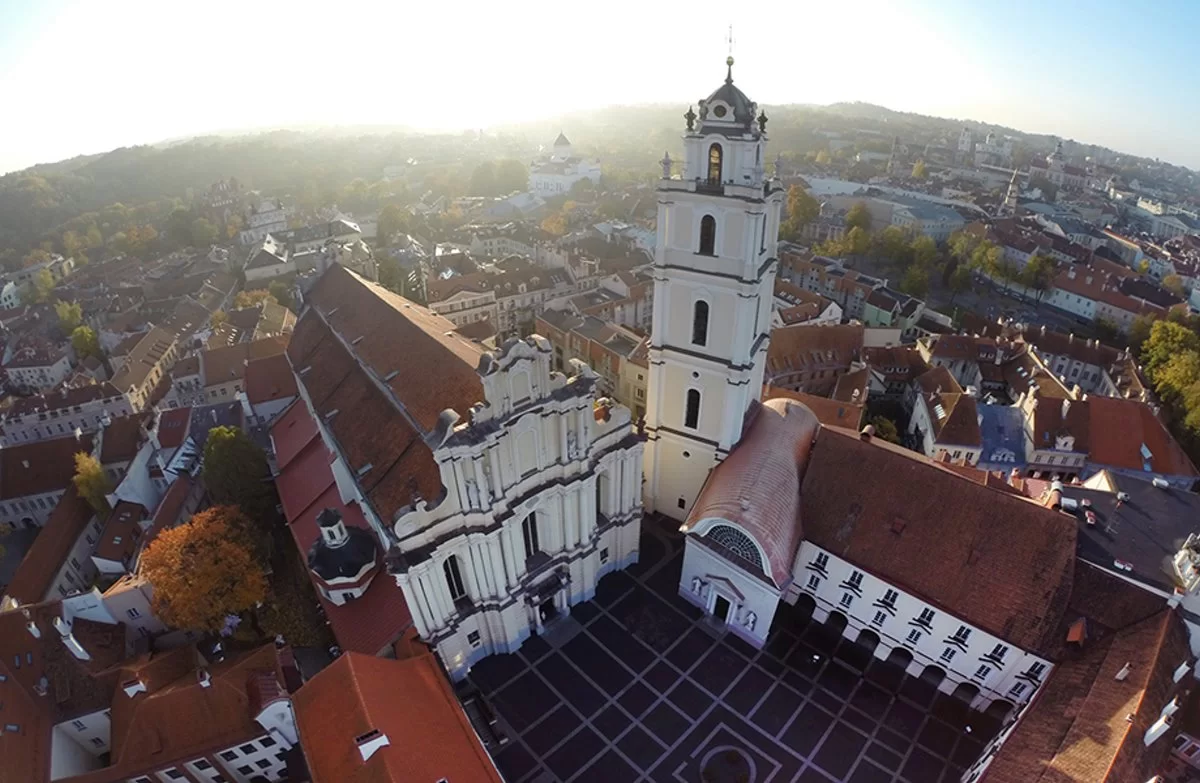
[463,517,998,782]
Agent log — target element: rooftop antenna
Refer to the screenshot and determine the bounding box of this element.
[725,25,736,80]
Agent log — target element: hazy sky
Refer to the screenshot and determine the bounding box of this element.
[2,0,1198,174]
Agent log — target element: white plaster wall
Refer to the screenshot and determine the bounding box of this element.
[49,725,103,779]
[678,533,780,648]
[790,542,1052,709]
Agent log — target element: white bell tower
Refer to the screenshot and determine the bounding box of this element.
[643,57,785,522]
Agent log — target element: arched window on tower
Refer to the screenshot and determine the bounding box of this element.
[692,301,709,346]
[699,215,716,255]
[707,143,723,184]
[685,389,701,429]
[443,555,466,602]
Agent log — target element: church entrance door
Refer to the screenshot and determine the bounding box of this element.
[539,597,558,626]
[713,595,731,623]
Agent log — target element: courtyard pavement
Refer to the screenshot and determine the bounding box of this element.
[463,516,997,782]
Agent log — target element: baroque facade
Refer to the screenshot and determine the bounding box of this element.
[288,264,642,681]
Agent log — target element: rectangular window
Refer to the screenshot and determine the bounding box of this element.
[839,593,853,609]
[974,665,991,680]
[90,737,104,748]
[467,630,481,647]
[126,607,141,620]
[220,751,239,762]
[1008,682,1027,698]
[259,736,276,748]
[1027,662,1046,679]
[990,644,1008,661]
[522,514,541,560]
[952,626,971,643]
[72,720,86,731]
[940,647,956,663]
[881,589,899,607]
[917,608,935,626]
[164,770,185,780]
[814,552,829,570]
[806,574,820,591]
[906,629,922,645]
[238,767,253,776]
[194,759,212,770]
[239,744,256,754]
[684,389,701,429]
[600,547,609,564]
[848,570,864,588]
[256,759,272,769]
[871,611,886,627]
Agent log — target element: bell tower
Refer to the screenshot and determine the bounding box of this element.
[643,57,785,521]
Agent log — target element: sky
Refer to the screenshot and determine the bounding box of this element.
[1,0,1198,174]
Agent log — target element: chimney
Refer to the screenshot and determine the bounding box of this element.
[122,678,147,698]
[1062,399,1071,419]
[197,669,212,688]
[1008,467,1022,489]
[355,729,390,762]
[63,632,91,661]
[860,424,875,442]
[1115,662,1132,681]
[26,620,41,639]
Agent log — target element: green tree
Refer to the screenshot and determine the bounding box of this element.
[191,217,219,246]
[32,268,55,303]
[268,280,294,309]
[900,266,930,299]
[1020,254,1058,306]
[233,289,277,309]
[85,225,103,249]
[1129,314,1157,356]
[202,426,277,525]
[947,263,973,306]
[874,226,913,265]
[1163,275,1187,298]
[377,203,409,245]
[783,185,820,239]
[73,452,112,515]
[1143,320,1200,379]
[948,230,981,263]
[55,300,83,331]
[165,207,194,247]
[844,226,871,257]
[845,202,872,233]
[911,160,927,179]
[814,149,832,165]
[868,415,901,444]
[1155,352,1200,409]
[911,235,938,267]
[71,326,102,360]
[61,230,84,258]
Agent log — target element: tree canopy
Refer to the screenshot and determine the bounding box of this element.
[910,160,927,179]
[71,325,102,360]
[202,426,277,526]
[845,202,872,233]
[73,452,111,515]
[55,300,83,331]
[782,185,820,239]
[140,506,267,632]
[233,289,277,309]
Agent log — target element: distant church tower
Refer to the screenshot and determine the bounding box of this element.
[643,57,785,522]
[1002,170,1020,216]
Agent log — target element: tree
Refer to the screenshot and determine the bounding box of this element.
[1155,352,1200,408]
[191,217,219,247]
[947,264,973,306]
[22,248,52,268]
[203,426,277,526]
[268,280,294,310]
[85,225,103,249]
[541,212,568,236]
[61,230,84,258]
[165,207,194,247]
[900,266,930,299]
[55,300,83,331]
[874,226,912,265]
[140,506,267,632]
[1143,321,1200,379]
[844,226,871,257]
[377,203,409,245]
[911,235,938,267]
[1020,255,1058,305]
[210,310,228,329]
[1137,259,1151,275]
[911,160,927,179]
[73,453,112,515]
[1163,275,1187,298]
[948,230,981,264]
[234,289,277,309]
[1129,314,1156,356]
[494,159,529,194]
[845,202,872,233]
[71,326,101,360]
[814,149,832,165]
[783,185,820,238]
[868,415,901,444]
[32,268,55,303]
[469,161,497,196]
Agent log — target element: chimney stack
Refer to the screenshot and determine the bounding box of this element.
[859,424,876,442]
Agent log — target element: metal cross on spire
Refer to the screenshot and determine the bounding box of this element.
[725,25,736,82]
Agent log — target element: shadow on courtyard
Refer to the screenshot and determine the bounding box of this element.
[460,515,995,782]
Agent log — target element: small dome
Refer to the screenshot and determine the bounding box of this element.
[700,57,756,131]
[307,508,378,582]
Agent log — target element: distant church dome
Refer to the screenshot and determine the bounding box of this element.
[307,507,378,583]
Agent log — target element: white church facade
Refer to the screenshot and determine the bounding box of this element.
[286,264,642,681]
[529,132,602,196]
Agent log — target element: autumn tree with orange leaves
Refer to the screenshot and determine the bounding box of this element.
[140,506,266,632]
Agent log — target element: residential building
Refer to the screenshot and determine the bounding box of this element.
[1,486,99,606]
[0,383,132,446]
[764,323,864,397]
[242,353,298,427]
[237,198,287,245]
[165,336,289,408]
[284,263,643,680]
[906,367,982,465]
[4,345,72,392]
[426,258,573,338]
[772,279,841,327]
[528,132,601,196]
[0,432,97,529]
[294,649,503,782]
[108,327,180,411]
[779,249,882,320]
[244,235,293,283]
[536,309,646,408]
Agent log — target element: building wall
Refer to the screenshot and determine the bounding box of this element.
[7,355,72,391]
[245,260,296,283]
[788,542,1053,711]
[0,488,69,530]
[49,724,104,779]
[1,397,134,446]
[45,515,103,600]
[677,524,781,649]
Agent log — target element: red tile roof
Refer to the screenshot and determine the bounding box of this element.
[270,397,319,470]
[272,402,412,655]
[244,351,298,405]
[686,399,821,586]
[983,608,1189,783]
[2,486,94,605]
[1087,396,1197,478]
[154,407,192,450]
[0,432,95,500]
[93,500,148,565]
[99,412,150,464]
[294,651,503,783]
[801,427,1077,654]
[763,386,864,430]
